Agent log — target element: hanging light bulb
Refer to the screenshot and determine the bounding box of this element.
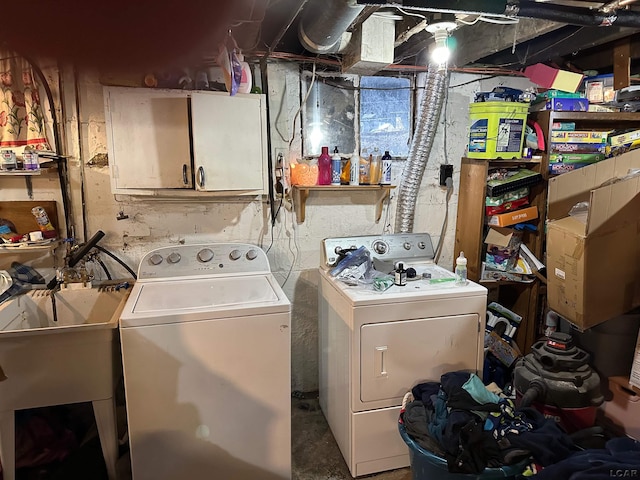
[425,20,457,67]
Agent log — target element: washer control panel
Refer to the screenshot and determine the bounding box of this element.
[321,233,435,267]
[138,243,270,279]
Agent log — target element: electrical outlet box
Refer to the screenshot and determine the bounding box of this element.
[439,164,453,186]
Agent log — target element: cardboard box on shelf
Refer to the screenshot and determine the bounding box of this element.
[486,205,538,227]
[546,150,640,330]
[551,131,610,144]
[530,97,589,112]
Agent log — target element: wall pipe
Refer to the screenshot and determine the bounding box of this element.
[395,63,449,233]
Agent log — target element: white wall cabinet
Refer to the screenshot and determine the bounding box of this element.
[104,87,268,196]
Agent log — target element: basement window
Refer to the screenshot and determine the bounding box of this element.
[301,73,412,158]
[360,76,411,158]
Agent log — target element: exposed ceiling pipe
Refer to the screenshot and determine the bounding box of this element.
[512,0,640,27]
[357,0,640,27]
[298,0,365,53]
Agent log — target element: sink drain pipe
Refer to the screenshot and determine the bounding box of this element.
[395,64,449,233]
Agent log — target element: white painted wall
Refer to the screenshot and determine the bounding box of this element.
[0,62,534,392]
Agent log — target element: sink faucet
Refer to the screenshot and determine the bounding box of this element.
[47,230,106,291]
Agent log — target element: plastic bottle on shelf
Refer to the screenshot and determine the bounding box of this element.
[359,148,371,185]
[369,147,382,184]
[331,146,342,186]
[317,146,332,185]
[455,252,468,286]
[349,152,359,185]
[381,151,392,185]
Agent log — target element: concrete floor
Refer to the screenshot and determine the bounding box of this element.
[15,394,412,480]
[292,392,411,480]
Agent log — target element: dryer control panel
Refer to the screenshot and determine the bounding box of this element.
[321,233,435,268]
[137,243,271,279]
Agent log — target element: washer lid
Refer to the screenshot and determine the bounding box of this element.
[120,274,290,327]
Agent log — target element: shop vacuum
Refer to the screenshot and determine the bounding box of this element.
[513,332,604,434]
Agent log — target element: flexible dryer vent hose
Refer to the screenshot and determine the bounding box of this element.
[395,64,449,233]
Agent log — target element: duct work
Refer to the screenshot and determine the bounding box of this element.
[395,64,449,234]
[298,0,365,53]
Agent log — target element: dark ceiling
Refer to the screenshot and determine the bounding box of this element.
[1,0,639,77]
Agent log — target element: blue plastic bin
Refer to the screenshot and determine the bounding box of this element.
[398,422,527,480]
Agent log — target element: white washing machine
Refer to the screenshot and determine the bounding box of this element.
[119,243,291,480]
[318,233,488,477]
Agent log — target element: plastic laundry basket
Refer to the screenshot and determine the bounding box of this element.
[398,422,527,480]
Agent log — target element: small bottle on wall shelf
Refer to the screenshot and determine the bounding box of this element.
[317,146,332,185]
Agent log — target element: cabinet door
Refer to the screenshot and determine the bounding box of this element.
[191,92,267,193]
[104,87,192,191]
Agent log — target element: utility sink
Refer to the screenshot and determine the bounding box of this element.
[0,284,130,480]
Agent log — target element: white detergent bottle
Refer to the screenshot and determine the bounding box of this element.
[349,152,360,185]
[455,252,468,286]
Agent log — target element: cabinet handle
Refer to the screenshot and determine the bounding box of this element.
[182,164,188,185]
[197,166,205,188]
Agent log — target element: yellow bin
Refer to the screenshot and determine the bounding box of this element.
[467,101,529,159]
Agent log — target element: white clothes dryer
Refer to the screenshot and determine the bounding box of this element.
[120,243,291,480]
[319,233,487,477]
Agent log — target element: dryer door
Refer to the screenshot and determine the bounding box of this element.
[360,314,480,406]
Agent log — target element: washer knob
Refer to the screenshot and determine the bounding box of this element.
[372,240,388,255]
[197,248,214,263]
[167,252,181,264]
[403,242,412,250]
[229,249,242,261]
[418,242,426,249]
[246,249,258,260]
[148,254,163,266]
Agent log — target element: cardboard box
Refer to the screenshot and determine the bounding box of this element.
[524,63,584,93]
[549,163,589,175]
[549,153,606,165]
[551,131,610,144]
[546,150,640,330]
[550,142,606,154]
[484,227,522,271]
[609,128,640,147]
[631,330,640,390]
[486,205,538,227]
[530,97,589,112]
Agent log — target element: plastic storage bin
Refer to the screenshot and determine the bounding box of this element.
[467,101,528,159]
[398,422,527,480]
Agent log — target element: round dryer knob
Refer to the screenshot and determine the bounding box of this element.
[148,254,163,266]
[229,249,242,261]
[403,242,412,250]
[167,252,181,264]
[372,240,388,255]
[197,248,214,263]
[246,249,258,260]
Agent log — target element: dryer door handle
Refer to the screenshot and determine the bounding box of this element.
[374,346,388,378]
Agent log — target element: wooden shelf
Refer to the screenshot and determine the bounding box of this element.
[0,170,43,176]
[0,239,61,253]
[291,185,395,223]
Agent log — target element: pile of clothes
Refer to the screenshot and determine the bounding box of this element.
[400,371,577,475]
